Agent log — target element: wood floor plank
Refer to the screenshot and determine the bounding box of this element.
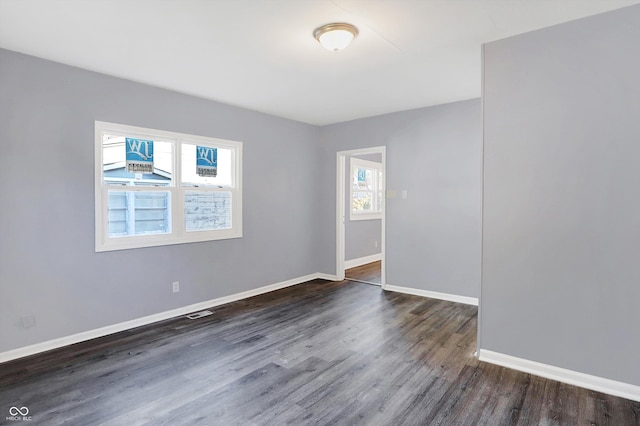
[345,261,382,285]
[1,277,638,425]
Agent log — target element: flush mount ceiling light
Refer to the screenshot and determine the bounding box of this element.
[313,23,358,52]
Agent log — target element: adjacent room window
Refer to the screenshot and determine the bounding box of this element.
[350,157,383,221]
[95,121,242,252]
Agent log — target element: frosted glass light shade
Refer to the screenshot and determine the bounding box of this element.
[314,23,358,52]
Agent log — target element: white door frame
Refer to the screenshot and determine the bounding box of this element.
[336,146,386,288]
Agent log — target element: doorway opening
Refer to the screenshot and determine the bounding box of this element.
[345,260,382,286]
[336,146,386,288]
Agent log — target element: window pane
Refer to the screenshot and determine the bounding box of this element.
[107,192,128,235]
[353,191,373,212]
[353,168,376,191]
[185,191,232,231]
[350,158,383,218]
[103,134,173,186]
[108,190,171,237]
[181,143,233,187]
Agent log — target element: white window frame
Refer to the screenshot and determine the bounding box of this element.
[95,121,242,252]
[350,157,383,221]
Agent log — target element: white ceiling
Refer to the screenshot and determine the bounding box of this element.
[1,0,638,125]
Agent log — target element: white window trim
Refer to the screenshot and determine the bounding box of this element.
[95,121,242,252]
[350,157,383,221]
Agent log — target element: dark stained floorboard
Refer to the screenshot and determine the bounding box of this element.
[1,275,638,425]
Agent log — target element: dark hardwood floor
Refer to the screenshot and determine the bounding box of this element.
[1,275,638,425]
[345,260,382,285]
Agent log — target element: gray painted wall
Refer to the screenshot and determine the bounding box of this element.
[320,100,482,298]
[345,153,382,262]
[0,49,321,353]
[481,5,640,386]
[0,49,482,356]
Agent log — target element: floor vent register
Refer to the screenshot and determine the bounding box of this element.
[186,310,213,320]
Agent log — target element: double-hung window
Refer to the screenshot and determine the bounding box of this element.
[350,157,383,221]
[95,121,242,251]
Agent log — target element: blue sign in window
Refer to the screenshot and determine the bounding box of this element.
[126,138,154,174]
[196,146,217,177]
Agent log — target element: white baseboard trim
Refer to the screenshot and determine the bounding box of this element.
[0,273,325,364]
[479,349,640,402]
[344,253,382,270]
[316,273,340,281]
[384,284,478,306]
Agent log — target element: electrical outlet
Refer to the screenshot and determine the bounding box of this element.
[172,281,180,293]
[374,241,378,248]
